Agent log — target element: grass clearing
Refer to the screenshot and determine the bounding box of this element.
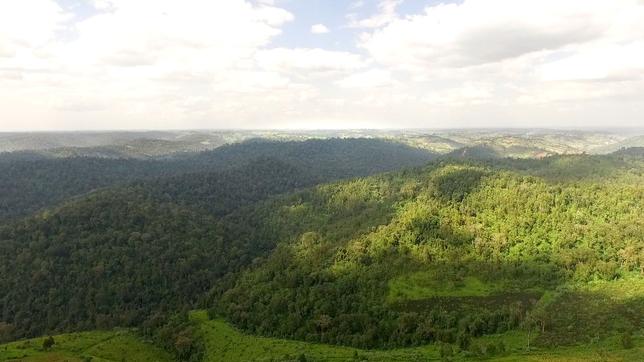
[192,311,643,361]
[387,272,501,303]
[533,278,644,347]
[191,311,441,361]
[3,311,640,362]
[0,330,172,362]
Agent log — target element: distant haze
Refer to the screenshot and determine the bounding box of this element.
[1,0,643,130]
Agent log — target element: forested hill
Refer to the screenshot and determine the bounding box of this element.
[0,158,177,221]
[0,140,435,345]
[0,138,437,221]
[1,145,641,361]
[212,151,643,351]
[0,158,321,344]
[139,158,314,218]
[184,138,436,181]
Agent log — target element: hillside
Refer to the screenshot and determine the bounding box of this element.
[209,153,643,354]
[592,135,644,154]
[0,148,641,361]
[0,139,435,358]
[190,310,642,361]
[0,157,338,343]
[3,0,644,356]
[3,309,640,361]
[0,330,172,361]
[0,138,436,221]
[439,130,629,156]
[0,131,230,155]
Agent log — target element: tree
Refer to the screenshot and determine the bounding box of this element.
[621,331,634,349]
[42,336,55,350]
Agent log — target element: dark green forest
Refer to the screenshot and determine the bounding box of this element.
[0,138,435,220]
[0,140,642,361]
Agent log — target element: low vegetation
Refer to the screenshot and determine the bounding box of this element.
[0,330,172,361]
[188,310,643,361]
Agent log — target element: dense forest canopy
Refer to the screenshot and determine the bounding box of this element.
[0,138,436,221]
[0,134,642,361]
[212,152,643,349]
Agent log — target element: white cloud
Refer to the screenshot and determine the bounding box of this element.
[256,48,366,75]
[212,70,292,93]
[64,0,293,70]
[540,43,644,82]
[0,0,68,57]
[345,0,644,127]
[1,0,644,130]
[0,0,304,129]
[311,24,330,34]
[349,0,401,28]
[336,69,392,88]
[360,0,626,69]
[422,83,494,106]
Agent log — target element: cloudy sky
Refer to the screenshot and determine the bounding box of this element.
[1,0,643,130]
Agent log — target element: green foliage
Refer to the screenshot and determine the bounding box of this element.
[439,343,454,359]
[190,310,442,361]
[0,138,436,220]
[0,139,435,342]
[621,331,634,349]
[42,335,54,350]
[0,190,226,341]
[186,312,644,361]
[433,167,486,201]
[446,145,503,159]
[0,140,642,359]
[0,157,176,220]
[388,274,500,302]
[0,157,324,342]
[215,154,643,349]
[141,312,204,361]
[533,279,644,347]
[0,330,173,361]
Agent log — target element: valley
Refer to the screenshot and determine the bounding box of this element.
[0,131,642,361]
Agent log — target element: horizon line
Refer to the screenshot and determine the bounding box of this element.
[2,126,644,134]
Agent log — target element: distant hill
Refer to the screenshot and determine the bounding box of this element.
[2,129,637,158]
[594,136,644,154]
[446,145,503,159]
[0,131,174,153]
[0,138,436,220]
[441,131,628,156]
[185,138,436,181]
[0,134,228,160]
[612,146,644,157]
[32,137,227,159]
[399,134,465,153]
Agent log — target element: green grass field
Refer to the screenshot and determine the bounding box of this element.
[191,311,643,362]
[0,330,172,362]
[2,278,641,362]
[1,312,640,361]
[387,273,500,302]
[191,311,442,361]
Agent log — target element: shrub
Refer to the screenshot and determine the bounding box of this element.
[621,331,634,349]
[439,343,454,359]
[42,336,55,350]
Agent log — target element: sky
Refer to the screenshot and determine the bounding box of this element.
[1,0,643,131]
